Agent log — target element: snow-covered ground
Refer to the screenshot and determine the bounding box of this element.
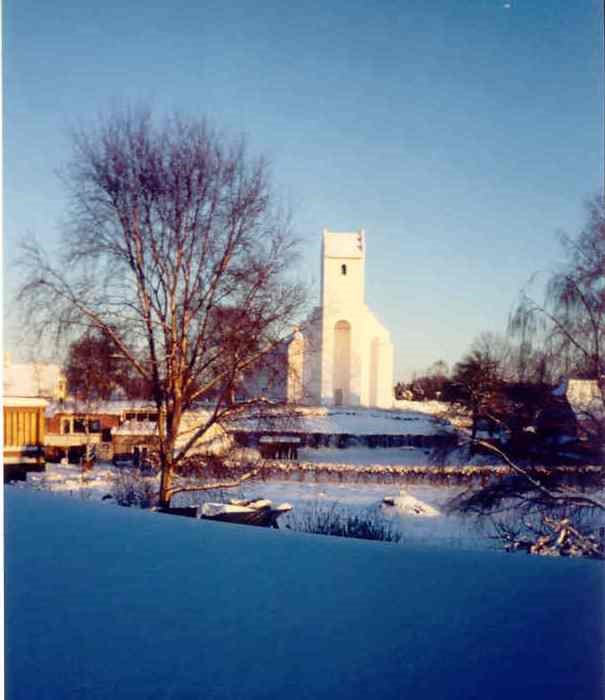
[5,487,603,700]
[176,478,499,550]
[2,463,528,551]
[17,463,491,549]
[235,405,450,435]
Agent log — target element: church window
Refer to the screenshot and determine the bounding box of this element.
[341,264,347,276]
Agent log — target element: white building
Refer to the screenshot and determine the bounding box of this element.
[3,354,67,401]
[297,229,394,408]
[241,229,395,408]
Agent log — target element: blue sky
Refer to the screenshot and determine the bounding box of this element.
[4,0,603,379]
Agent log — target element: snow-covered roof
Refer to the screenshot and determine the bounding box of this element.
[323,229,365,259]
[565,379,603,419]
[46,400,158,417]
[112,410,228,453]
[3,362,64,399]
[554,378,604,421]
[3,396,48,408]
[112,420,159,436]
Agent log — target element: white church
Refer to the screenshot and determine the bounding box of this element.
[254,229,394,409]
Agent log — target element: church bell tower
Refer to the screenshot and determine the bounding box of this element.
[320,229,366,406]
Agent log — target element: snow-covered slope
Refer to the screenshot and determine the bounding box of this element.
[5,488,603,700]
[236,406,447,436]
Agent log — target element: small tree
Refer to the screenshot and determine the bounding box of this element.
[450,346,504,453]
[18,108,306,507]
[65,329,152,401]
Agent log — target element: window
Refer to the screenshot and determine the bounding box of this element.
[73,419,86,433]
[341,264,347,276]
[62,419,71,434]
[89,420,101,433]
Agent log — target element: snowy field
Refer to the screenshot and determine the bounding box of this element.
[234,405,451,436]
[20,462,495,549]
[19,461,603,552]
[176,478,498,550]
[5,487,604,700]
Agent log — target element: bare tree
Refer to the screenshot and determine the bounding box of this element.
[448,345,504,453]
[510,194,605,388]
[18,108,306,508]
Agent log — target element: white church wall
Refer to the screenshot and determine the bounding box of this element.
[286,331,304,403]
[300,309,322,404]
[363,307,394,409]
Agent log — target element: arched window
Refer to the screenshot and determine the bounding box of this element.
[341,264,347,276]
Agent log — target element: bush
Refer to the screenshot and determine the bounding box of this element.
[111,468,157,508]
[287,502,402,543]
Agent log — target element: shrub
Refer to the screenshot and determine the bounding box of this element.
[111,468,157,508]
[287,501,402,543]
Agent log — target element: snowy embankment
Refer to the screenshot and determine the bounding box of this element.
[6,487,604,700]
[235,405,452,436]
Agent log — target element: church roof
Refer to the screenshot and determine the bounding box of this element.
[323,229,364,259]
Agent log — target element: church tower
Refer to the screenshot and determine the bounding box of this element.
[299,228,394,409]
[320,229,367,406]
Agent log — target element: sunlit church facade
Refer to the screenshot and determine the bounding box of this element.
[254,229,394,409]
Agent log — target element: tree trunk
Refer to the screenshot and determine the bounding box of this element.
[158,461,174,508]
[470,407,478,457]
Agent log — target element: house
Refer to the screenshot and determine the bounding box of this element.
[45,401,159,463]
[111,410,230,466]
[3,397,47,482]
[44,400,230,466]
[535,378,604,460]
[3,354,67,401]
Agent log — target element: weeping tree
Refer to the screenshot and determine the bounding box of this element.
[510,195,605,388]
[443,197,605,556]
[18,108,306,507]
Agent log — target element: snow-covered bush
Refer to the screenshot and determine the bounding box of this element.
[111,469,158,509]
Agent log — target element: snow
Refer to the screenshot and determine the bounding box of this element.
[386,490,441,517]
[565,379,604,421]
[111,419,158,435]
[236,406,448,436]
[3,396,48,408]
[392,398,450,415]
[5,486,604,700]
[3,362,63,398]
[45,399,158,417]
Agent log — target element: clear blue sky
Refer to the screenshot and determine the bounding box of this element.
[4,0,603,379]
